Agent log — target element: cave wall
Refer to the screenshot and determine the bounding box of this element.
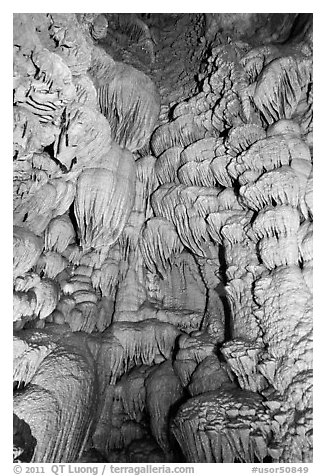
[13,12,313,464]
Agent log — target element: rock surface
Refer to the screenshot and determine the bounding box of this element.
[13,13,313,463]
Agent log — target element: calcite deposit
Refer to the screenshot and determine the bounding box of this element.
[13,13,313,464]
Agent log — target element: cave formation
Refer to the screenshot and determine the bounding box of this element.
[13,13,313,464]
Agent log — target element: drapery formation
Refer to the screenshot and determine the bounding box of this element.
[13,13,313,464]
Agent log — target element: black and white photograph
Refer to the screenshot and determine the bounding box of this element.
[11,5,317,472]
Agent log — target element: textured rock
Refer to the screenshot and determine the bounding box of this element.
[74,143,136,251]
[13,12,313,464]
[172,388,272,463]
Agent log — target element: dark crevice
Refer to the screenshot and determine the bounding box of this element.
[217,245,233,342]
[68,203,80,245]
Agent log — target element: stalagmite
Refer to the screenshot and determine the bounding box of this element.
[171,388,273,463]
